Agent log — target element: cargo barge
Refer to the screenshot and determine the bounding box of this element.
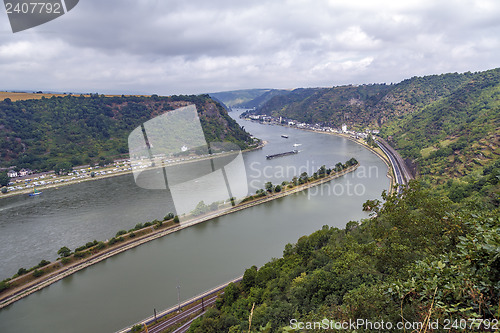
[266,150,298,159]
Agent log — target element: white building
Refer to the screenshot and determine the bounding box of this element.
[19,169,31,177]
[7,170,18,178]
[342,123,347,133]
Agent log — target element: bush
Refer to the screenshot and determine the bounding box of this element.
[129,232,136,238]
[134,223,143,230]
[61,257,71,265]
[32,270,44,278]
[131,324,143,332]
[17,267,27,276]
[38,260,50,268]
[85,241,97,248]
[95,242,106,250]
[173,215,180,223]
[75,245,86,252]
[74,251,87,258]
[0,280,9,292]
[164,212,175,221]
[116,230,127,237]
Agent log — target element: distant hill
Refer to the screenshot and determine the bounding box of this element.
[0,94,253,171]
[209,89,272,108]
[249,69,499,181]
[252,71,480,128]
[233,89,292,109]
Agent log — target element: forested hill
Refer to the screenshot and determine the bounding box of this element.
[0,94,252,171]
[381,68,500,187]
[248,68,500,184]
[209,89,272,108]
[251,69,499,129]
[187,70,500,332]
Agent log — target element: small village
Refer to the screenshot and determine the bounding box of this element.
[1,160,133,195]
[243,113,380,139]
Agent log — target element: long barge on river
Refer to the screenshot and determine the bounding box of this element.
[266,150,298,159]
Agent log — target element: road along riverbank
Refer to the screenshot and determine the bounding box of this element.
[0,161,358,310]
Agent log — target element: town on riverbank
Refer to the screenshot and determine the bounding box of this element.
[0,139,266,199]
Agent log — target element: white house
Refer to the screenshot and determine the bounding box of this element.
[342,124,348,133]
[7,170,18,178]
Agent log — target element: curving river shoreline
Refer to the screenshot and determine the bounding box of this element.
[0,162,358,309]
[0,110,390,333]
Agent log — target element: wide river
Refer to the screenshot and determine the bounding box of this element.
[0,109,389,332]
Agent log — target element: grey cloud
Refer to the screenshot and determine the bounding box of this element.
[0,0,499,95]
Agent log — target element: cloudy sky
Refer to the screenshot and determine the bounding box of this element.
[1,0,499,95]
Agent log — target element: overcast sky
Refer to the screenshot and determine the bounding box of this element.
[1,0,499,95]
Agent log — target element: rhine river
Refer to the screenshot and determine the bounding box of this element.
[0,109,389,333]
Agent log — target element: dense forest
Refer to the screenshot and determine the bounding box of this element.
[187,70,499,332]
[0,94,253,172]
[188,181,499,333]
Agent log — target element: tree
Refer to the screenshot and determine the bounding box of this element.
[164,212,175,221]
[299,172,308,184]
[38,259,50,267]
[318,165,327,177]
[57,246,71,258]
[32,269,44,278]
[265,181,274,192]
[0,171,10,187]
[274,185,282,193]
[0,281,9,292]
[192,201,208,216]
[54,162,72,175]
[173,215,180,223]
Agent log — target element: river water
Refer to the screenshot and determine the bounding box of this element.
[0,109,389,332]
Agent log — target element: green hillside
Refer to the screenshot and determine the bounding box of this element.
[233,89,293,109]
[0,94,253,172]
[187,70,500,332]
[380,69,500,204]
[252,71,479,129]
[188,181,499,332]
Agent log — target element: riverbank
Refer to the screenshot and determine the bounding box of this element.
[254,118,396,192]
[0,161,358,309]
[0,141,267,200]
[313,130,396,192]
